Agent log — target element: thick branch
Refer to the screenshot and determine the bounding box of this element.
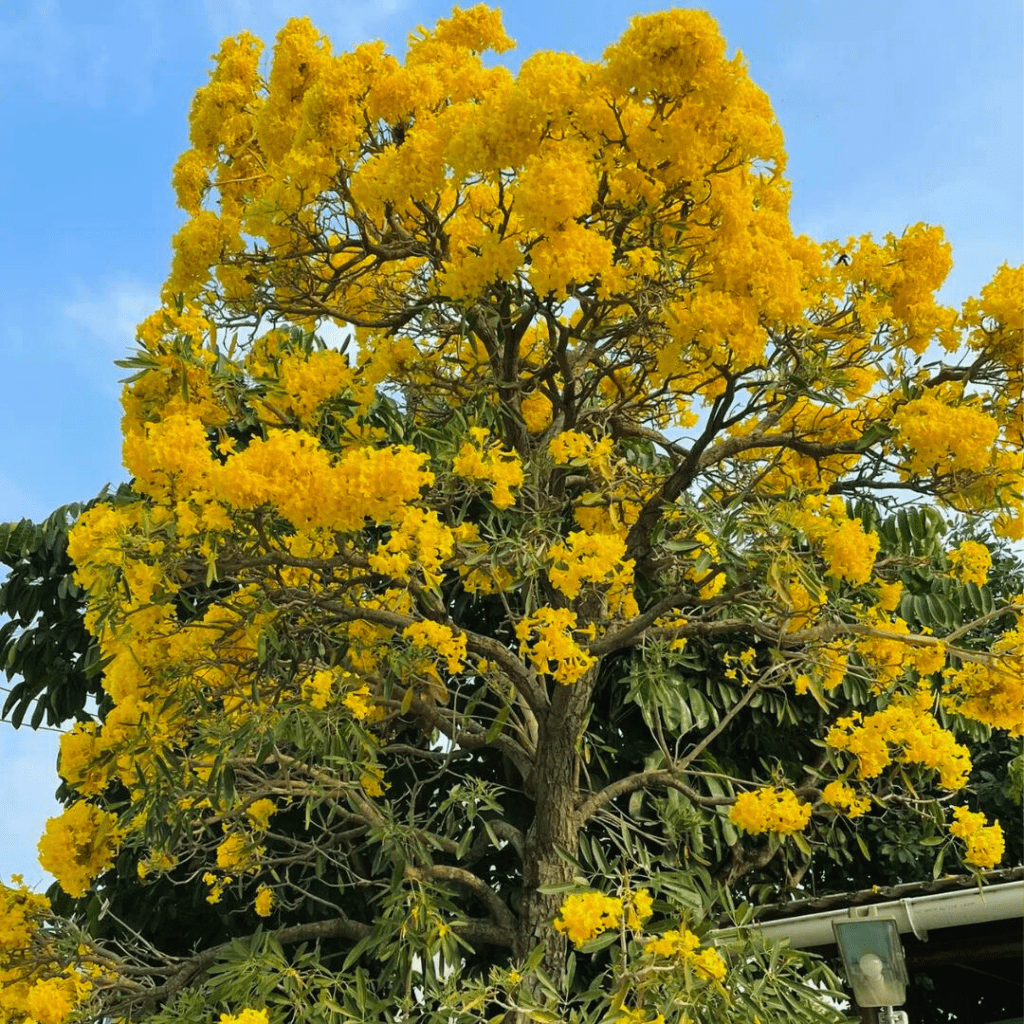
[465,817,526,863]
[577,769,733,823]
[405,864,517,935]
[410,696,536,781]
[105,915,372,1014]
[587,592,698,657]
[625,375,739,569]
[294,593,546,714]
[102,907,512,1018]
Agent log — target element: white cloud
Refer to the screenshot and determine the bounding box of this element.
[0,0,163,107]
[59,277,158,399]
[63,278,157,359]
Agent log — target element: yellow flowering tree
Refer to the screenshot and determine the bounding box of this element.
[2,6,1022,1023]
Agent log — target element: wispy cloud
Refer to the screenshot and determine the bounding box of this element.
[64,278,157,357]
[62,277,158,394]
[0,0,163,107]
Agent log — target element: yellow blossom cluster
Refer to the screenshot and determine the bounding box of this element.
[876,579,904,613]
[203,871,233,905]
[520,391,553,433]
[728,788,812,836]
[892,391,999,478]
[820,780,871,818]
[218,1010,270,1024]
[64,500,143,599]
[826,687,970,788]
[549,430,592,464]
[367,507,456,589]
[274,348,355,425]
[823,225,956,351]
[301,669,336,710]
[949,806,1005,870]
[548,432,616,483]
[547,530,636,613]
[119,336,233,433]
[37,802,123,899]
[960,264,1022,460]
[553,892,620,946]
[452,428,525,509]
[24,977,82,1024]
[343,684,384,722]
[57,723,106,797]
[167,209,242,298]
[514,607,596,685]
[122,414,435,535]
[792,495,879,586]
[553,889,653,947]
[947,540,992,586]
[855,615,946,686]
[645,928,727,982]
[0,879,95,1024]
[216,831,265,874]
[403,620,469,674]
[943,622,1024,735]
[246,799,277,831]
[962,262,1023,365]
[49,556,275,804]
[254,884,274,918]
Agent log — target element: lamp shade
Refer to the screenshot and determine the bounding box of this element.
[832,916,908,1008]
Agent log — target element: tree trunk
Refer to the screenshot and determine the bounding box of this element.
[515,673,594,967]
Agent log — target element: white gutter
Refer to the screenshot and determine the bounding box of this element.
[713,881,1024,949]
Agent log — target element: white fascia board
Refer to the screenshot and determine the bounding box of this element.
[713,881,1024,949]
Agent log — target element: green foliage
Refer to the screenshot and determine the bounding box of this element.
[0,490,130,729]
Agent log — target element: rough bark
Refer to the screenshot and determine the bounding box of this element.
[515,671,594,966]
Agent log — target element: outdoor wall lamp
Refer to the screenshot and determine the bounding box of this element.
[833,911,910,1024]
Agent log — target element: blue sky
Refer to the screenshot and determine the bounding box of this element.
[1,0,1021,887]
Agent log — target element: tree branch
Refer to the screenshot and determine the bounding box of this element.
[405,864,517,934]
[295,593,546,714]
[103,914,373,1014]
[577,769,733,823]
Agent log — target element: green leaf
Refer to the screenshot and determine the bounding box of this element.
[522,942,546,973]
[485,703,511,743]
[792,832,812,857]
[342,933,378,971]
[536,882,584,895]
